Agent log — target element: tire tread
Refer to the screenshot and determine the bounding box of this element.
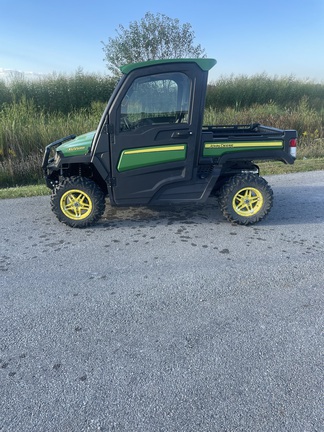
[218,174,273,225]
[51,176,105,228]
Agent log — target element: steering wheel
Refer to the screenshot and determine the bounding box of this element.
[121,115,131,130]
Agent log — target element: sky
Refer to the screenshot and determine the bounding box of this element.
[1,0,324,82]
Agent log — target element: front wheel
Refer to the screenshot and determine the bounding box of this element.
[51,176,106,228]
[218,174,273,225]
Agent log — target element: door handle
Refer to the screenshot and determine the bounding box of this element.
[171,131,193,139]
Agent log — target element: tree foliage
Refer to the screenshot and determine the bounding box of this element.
[102,12,206,76]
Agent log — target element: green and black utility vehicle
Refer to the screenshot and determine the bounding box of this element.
[42,58,297,228]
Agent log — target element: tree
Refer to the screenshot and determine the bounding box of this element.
[102,12,207,77]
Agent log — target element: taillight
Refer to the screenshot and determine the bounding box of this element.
[289,138,297,158]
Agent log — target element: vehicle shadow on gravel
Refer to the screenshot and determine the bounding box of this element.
[97,184,324,229]
[100,198,223,229]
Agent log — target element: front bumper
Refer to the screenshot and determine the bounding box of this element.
[42,134,76,170]
[42,135,76,187]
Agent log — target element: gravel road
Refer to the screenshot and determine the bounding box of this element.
[1,171,323,432]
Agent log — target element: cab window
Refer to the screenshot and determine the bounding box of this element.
[119,72,191,131]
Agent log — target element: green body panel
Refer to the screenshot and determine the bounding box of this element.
[117,144,187,172]
[57,131,95,157]
[120,58,217,74]
[203,141,284,157]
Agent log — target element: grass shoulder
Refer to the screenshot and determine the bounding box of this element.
[259,158,324,175]
[0,184,50,199]
[0,159,323,199]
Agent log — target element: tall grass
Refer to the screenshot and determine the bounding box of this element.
[0,72,323,187]
[1,70,117,114]
[204,99,324,159]
[0,99,105,186]
[206,74,324,111]
[204,97,323,136]
[2,71,323,112]
[0,98,105,158]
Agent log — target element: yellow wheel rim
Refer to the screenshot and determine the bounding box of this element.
[232,187,263,217]
[60,189,93,220]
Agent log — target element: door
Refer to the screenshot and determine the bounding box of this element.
[108,65,204,205]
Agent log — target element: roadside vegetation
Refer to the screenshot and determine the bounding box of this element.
[0,72,323,195]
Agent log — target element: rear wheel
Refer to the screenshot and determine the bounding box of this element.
[218,174,273,225]
[51,176,105,228]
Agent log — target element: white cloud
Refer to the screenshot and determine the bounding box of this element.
[0,68,45,80]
